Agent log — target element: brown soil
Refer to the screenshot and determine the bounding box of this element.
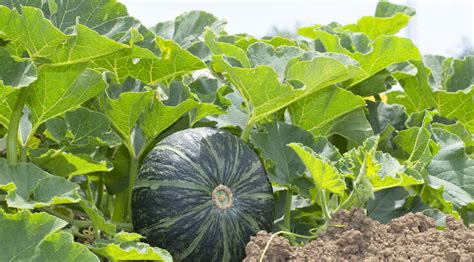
[244,208,474,261]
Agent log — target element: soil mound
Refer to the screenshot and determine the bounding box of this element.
[244,208,474,261]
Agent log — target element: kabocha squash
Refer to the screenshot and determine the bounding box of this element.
[132,127,274,261]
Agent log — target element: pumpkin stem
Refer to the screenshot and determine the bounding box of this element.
[6,85,31,164]
[127,157,140,216]
[212,184,234,210]
[241,120,255,142]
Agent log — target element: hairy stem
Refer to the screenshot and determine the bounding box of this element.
[7,86,31,164]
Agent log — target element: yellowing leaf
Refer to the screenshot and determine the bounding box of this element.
[289,143,346,195]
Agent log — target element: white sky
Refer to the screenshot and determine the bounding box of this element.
[122,0,473,57]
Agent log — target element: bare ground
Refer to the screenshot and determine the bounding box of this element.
[244,208,474,261]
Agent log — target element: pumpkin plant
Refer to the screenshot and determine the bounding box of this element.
[0,0,473,261]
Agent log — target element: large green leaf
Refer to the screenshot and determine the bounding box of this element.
[432,122,474,154]
[105,90,205,157]
[394,61,474,133]
[366,101,407,134]
[289,143,346,195]
[45,0,158,52]
[27,66,108,128]
[246,42,304,79]
[65,108,113,146]
[349,35,420,85]
[213,54,359,126]
[0,6,130,64]
[32,149,110,177]
[79,200,117,236]
[367,187,446,225]
[427,128,474,210]
[392,112,433,172]
[444,56,473,92]
[0,85,19,129]
[289,86,372,145]
[374,1,416,17]
[32,232,99,262]
[138,99,198,142]
[205,30,251,68]
[94,37,206,85]
[367,187,411,223]
[395,61,437,112]
[0,48,37,127]
[105,91,154,144]
[349,69,394,96]
[0,210,67,261]
[394,126,432,172]
[0,159,80,208]
[89,232,172,262]
[1,5,204,86]
[0,6,67,58]
[44,108,121,147]
[419,182,456,216]
[345,137,423,191]
[251,121,342,193]
[1,0,131,40]
[0,0,49,14]
[0,48,37,88]
[46,0,127,32]
[300,28,420,87]
[423,54,450,90]
[153,10,226,49]
[435,89,474,133]
[206,88,247,129]
[343,12,411,40]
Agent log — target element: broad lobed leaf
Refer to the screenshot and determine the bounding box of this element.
[0,159,80,209]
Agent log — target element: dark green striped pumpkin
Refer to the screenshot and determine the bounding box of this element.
[131,127,274,261]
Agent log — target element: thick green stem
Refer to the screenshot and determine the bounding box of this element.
[84,176,94,203]
[44,207,133,231]
[112,188,128,222]
[282,190,296,245]
[112,139,137,222]
[43,208,92,228]
[318,189,331,220]
[96,173,104,209]
[240,120,254,142]
[282,191,292,230]
[19,145,28,162]
[336,191,357,212]
[7,86,31,164]
[23,123,40,153]
[126,157,140,218]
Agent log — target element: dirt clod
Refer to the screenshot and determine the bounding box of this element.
[244,208,474,261]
